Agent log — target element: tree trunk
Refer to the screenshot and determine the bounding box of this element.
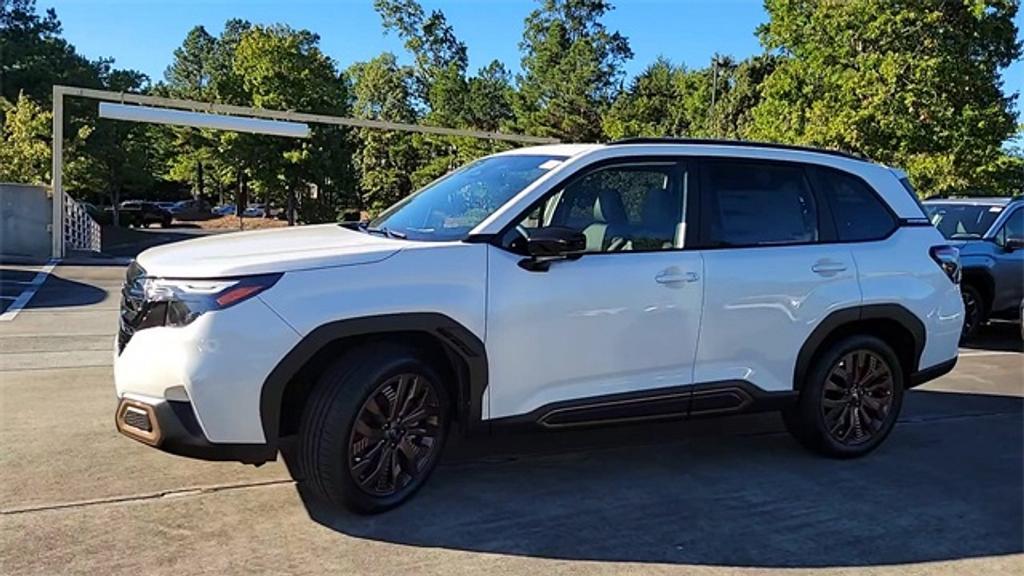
[236,169,246,231]
[196,161,205,200]
[287,184,296,226]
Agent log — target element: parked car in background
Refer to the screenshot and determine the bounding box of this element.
[171,199,212,220]
[242,203,267,217]
[81,202,113,225]
[116,201,172,228]
[213,204,236,216]
[924,196,1024,339]
[114,139,962,513]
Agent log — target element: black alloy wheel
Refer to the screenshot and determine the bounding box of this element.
[783,335,904,458]
[299,344,450,513]
[820,349,895,446]
[349,373,442,496]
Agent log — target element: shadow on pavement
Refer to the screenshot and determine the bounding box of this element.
[32,273,108,309]
[291,389,1023,568]
[101,225,219,259]
[0,269,109,310]
[962,321,1023,353]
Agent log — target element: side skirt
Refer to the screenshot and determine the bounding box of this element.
[487,380,797,432]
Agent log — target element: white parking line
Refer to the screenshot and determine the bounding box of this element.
[958,350,1022,357]
[0,261,58,322]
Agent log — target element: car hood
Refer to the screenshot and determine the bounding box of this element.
[136,224,405,278]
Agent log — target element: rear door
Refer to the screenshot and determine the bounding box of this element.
[693,158,861,394]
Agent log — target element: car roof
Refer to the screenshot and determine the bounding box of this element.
[500,139,871,164]
[496,144,602,158]
[922,197,1013,206]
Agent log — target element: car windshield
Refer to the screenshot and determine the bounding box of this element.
[925,203,1004,239]
[368,154,566,241]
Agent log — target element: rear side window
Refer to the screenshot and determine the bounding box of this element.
[701,160,818,247]
[815,167,896,241]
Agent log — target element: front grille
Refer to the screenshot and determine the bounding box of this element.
[122,406,153,432]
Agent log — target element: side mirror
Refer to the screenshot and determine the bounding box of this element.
[1005,237,1024,252]
[520,226,587,271]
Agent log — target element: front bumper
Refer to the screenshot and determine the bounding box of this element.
[114,294,301,444]
[115,394,275,464]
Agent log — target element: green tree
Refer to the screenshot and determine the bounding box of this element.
[78,69,158,222]
[514,0,632,141]
[0,92,51,183]
[162,25,220,199]
[749,0,1022,196]
[603,57,697,139]
[0,0,101,103]
[348,53,419,210]
[231,23,350,223]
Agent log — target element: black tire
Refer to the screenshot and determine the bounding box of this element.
[783,335,904,458]
[299,343,450,514]
[960,283,985,342]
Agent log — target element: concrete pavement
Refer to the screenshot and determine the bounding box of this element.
[1,264,1022,575]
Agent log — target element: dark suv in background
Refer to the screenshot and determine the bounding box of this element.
[924,196,1024,339]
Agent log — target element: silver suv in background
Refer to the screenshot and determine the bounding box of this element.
[924,197,1024,339]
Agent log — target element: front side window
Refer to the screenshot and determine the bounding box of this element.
[702,161,818,247]
[505,162,685,253]
[924,203,1003,240]
[994,208,1024,246]
[815,167,896,241]
[369,154,565,241]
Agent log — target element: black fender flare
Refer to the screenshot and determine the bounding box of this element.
[793,304,925,390]
[258,313,488,447]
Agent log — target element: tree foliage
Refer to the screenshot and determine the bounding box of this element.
[1,0,1020,222]
[0,92,51,183]
[515,0,633,141]
[749,0,1022,196]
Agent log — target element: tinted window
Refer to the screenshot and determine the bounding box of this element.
[817,168,896,241]
[703,161,818,247]
[924,203,1003,240]
[508,163,684,253]
[995,208,1023,245]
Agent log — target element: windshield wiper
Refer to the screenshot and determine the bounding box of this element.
[365,226,407,239]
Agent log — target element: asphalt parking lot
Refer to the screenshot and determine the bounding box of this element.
[1,263,1022,576]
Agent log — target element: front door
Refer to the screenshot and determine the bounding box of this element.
[484,160,704,421]
[990,207,1024,314]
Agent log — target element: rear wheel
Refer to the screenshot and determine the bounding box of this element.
[299,344,449,513]
[783,335,904,458]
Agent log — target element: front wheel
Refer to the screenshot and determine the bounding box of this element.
[960,284,984,342]
[783,335,904,458]
[299,344,449,513]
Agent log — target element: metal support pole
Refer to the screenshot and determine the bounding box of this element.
[51,86,64,259]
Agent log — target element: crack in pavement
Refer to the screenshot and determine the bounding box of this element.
[1,478,295,516]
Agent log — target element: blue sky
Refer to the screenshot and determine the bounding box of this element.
[45,0,1023,109]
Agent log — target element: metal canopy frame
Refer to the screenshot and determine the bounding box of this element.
[50,84,559,258]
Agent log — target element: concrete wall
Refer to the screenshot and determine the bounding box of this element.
[0,183,51,260]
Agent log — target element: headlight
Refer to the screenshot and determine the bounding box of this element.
[139,274,282,327]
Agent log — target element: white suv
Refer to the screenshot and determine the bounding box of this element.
[114,139,963,512]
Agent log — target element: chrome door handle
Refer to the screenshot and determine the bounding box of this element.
[811,261,848,275]
[656,271,699,284]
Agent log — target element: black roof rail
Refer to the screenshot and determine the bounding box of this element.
[607,137,869,162]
